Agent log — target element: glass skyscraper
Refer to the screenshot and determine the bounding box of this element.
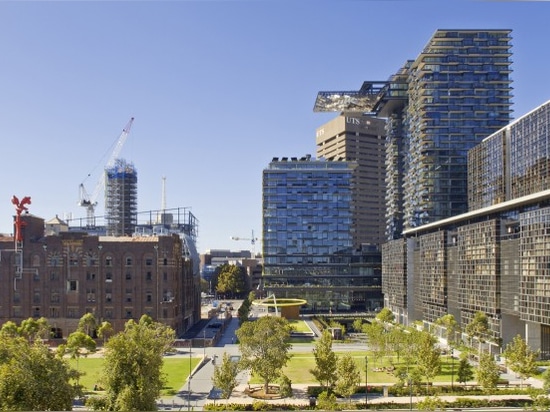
[262,156,382,312]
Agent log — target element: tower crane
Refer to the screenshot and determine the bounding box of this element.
[230,229,258,257]
[78,117,134,227]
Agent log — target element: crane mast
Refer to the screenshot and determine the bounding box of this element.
[78,117,134,227]
[230,229,258,257]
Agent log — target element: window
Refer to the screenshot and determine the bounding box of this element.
[145,258,153,266]
[105,256,112,267]
[126,257,133,266]
[68,280,78,292]
[125,273,132,280]
[146,271,152,281]
[106,273,113,282]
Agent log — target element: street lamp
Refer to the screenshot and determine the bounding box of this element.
[188,347,192,411]
[365,356,368,405]
[408,376,412,410]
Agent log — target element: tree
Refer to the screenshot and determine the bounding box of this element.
[502,334,539,387]
[18,317,51,341]
[376,307,395,324]
[363,321,388,366]
[335,353,360,405]
[78,312,97,337]
[91,315,175,411]
[215,264,247,298]
[0,335,78,411]
[211,352,240,401]
[62,330,97,386]
[416,332,441,393]
[236,316,292,395]
[465,311,490,355]
[310,330,338,390]
[434,314,460,349]
[457,356,474,386]
[476,352,500,391]
[97,320,114,345]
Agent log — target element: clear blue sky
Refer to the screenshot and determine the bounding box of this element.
[1,1,549,254]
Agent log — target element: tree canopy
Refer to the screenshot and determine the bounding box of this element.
[215,264,248,298]
[211,352,240,400]
[310,329,338,390]
[0,324,78,411]
[502,334,539,386]
[236,316,293,394]
[88,315,175,411]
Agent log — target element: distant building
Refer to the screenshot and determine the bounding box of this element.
[200,249,262,294]
[262,156,382,312]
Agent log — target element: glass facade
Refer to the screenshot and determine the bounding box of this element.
[262,157,382,312]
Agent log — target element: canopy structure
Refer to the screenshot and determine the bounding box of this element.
[313,81,388,113]
[252,295,307,319]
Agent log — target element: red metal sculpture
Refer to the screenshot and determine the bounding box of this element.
[11,195,31,242]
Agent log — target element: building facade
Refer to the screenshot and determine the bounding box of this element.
[262,156,382,312]
[382,100,550,357]
[0,209,201,338]
[316,115,387,248]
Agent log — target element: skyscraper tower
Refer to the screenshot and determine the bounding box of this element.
[105,158,138,236]
[314,29,513,241]
[381,29,513,234]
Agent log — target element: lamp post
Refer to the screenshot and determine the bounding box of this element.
[408,376,412,411]
[365,356,368,405]
[188,347,192,411]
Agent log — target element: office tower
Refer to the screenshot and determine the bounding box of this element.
[105,158,138,236]
[262,156,382,312]
[316,115,387,248]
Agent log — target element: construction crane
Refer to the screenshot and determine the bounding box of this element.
[230,229,258,257]
[78,117,134,227]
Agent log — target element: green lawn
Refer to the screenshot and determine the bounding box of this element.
[288,320,312,333]
[69,357,200,396]
[251,352,458,385]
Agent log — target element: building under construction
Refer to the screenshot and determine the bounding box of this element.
[105,158,138,237]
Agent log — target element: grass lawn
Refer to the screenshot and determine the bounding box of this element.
[288,320,311,333]
[251,352,458,385]
[69,357,200,396]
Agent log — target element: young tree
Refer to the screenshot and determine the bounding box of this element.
[236,316,292,395]
[476,352,500,391]
[93,315,175,411]
[78,312,97,337]
[335,352,360,405]
[465,311,490,355]
[434,313,460,349]
[97,320,114,345]
[211,352,240,401]
[310,330,338,390]
[376,307,395,324]
[502,334,539,387]
[416,332,441,393]
[62,330,97,385]
[457,356,474,386]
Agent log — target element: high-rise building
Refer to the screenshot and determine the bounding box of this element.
[105,158,138,237]
[314,29,514,241]
[316,115,387,248]
[262,156,382,312]
[381,29,513,235]
[382,100,550,358]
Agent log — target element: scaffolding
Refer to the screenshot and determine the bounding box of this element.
[105,158,138,236]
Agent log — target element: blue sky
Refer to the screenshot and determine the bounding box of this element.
[1,1,550,254]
